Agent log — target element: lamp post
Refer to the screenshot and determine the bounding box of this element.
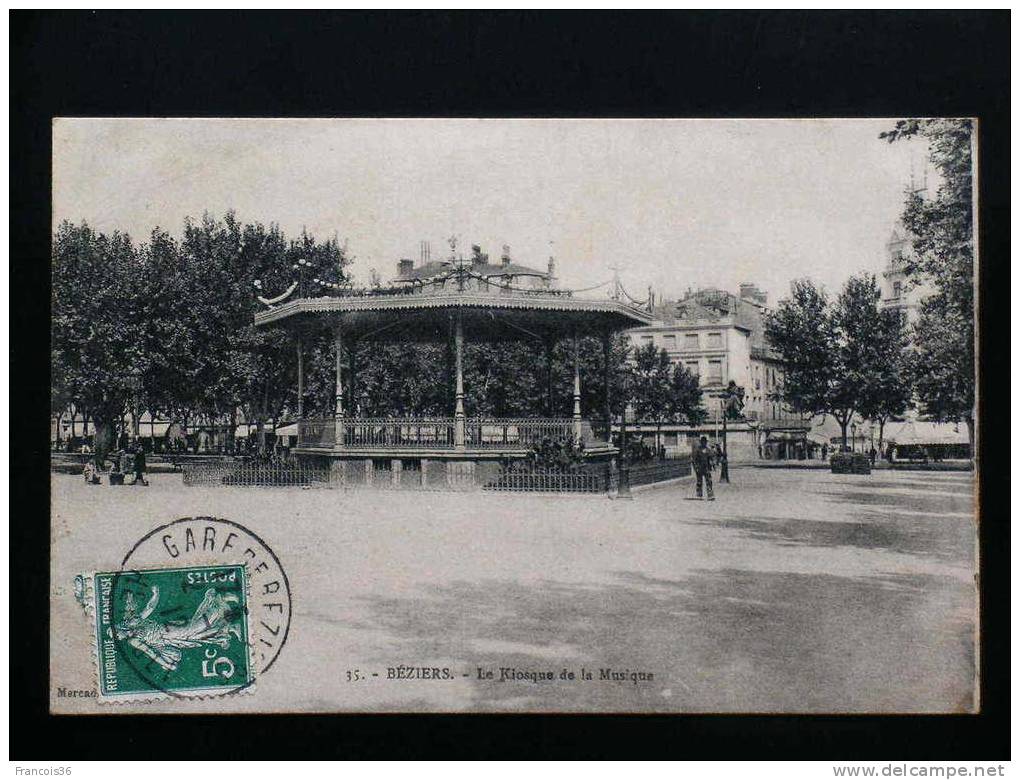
[720,397,729,483]
[293,257,310,297]
[617,403,632,499]
[850,422,857,453]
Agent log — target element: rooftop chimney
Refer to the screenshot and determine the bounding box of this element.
[739,283,767,306]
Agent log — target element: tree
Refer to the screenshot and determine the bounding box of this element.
[765,274,900,450]
[763,278,837,431]
[909,293,974,445]
[629,343,676,452]
[859,309,912,453]
[881,119,975,450]
[51,214,354,457]
[667,364,707,427]
[51,221,146,464]
[828,274,896,451]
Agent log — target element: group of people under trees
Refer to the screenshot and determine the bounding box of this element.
[82,443,148,487]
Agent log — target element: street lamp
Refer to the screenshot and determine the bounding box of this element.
[293,258,310,296]
[617,402,633,499]
[850,422,857,453]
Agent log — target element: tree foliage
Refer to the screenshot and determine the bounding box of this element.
[859,308,912,449]
[52,214,352,453]
[763,278,836,418]
[765,274,902,448]
[51,222,145,460]
[908,293,974,436]
[881,118,975,446]
[628,342,705,425]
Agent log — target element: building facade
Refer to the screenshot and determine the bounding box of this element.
[625,283,812,460]
[878,225,931,325]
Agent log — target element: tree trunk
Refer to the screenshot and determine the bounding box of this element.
[181,413,191,453]
[93,415,115,468]
[964,413,975,462]
[258,381,269,456]
[228,408,237,454]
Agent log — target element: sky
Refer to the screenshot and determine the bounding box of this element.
[52,118,928,305]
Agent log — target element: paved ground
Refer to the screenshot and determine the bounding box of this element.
[50,466,976,713]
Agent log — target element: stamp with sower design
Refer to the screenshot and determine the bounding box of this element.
[92,565,254,699]
[79,517,292,702]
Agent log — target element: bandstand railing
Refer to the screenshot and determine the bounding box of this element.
[297,419,336,447]
[296,417,597,450]
[342,418,457,449]
[464,418,575,449]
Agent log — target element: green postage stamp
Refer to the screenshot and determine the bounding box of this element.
[88,564,255,700]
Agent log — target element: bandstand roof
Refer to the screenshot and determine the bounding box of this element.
[253,291,654,343]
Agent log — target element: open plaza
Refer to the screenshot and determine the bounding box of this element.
[50,465,975,713]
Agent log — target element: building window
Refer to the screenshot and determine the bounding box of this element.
[663,334,676,350]
[684,333,699,350]
[707,332,722,348]
[893,281,902,299]
[707,360,723,384]
[639,335,653,345]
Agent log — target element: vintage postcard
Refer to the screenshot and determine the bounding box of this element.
[50,118,977,714]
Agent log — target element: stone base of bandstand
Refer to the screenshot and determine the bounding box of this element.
[295,445,619,492]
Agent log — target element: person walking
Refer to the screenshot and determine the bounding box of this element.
[693,436,715,501]
[132,445,148,486]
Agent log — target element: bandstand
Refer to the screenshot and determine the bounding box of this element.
[253,257,653,489]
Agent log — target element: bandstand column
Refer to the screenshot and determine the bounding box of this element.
[347,342,357,415]
[572,331,582,445]
[454,310,465,449]
[544,338,555,416]
[333,320,345,448]
[296,338,304,419]
[602,331,612,443]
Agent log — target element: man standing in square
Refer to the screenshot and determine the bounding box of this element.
[693,436,714,501]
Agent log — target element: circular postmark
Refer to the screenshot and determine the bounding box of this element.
[110,516,291,699]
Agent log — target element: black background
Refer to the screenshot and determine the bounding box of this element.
[11,10,1009,760]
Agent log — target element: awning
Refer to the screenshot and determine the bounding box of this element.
[275,423,299,438]
[766,431,806,442]
[885,421,969,446]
